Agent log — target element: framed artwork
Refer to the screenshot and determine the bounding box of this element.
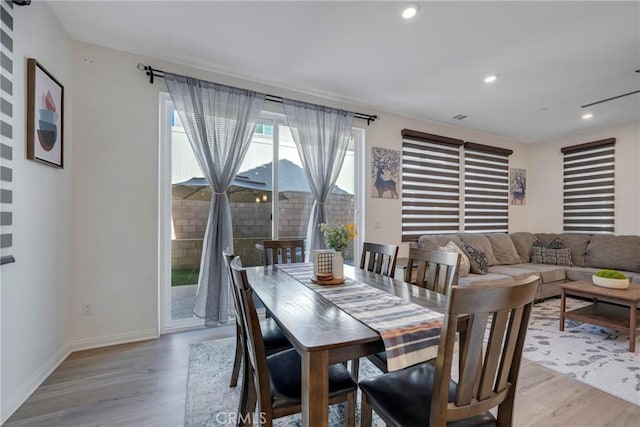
[510,168,526,205]
[371,147,400,199]
[27,58,64,168]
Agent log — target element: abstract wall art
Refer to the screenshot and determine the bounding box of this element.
[27,58,64,168]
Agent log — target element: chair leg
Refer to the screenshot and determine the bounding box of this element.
[229,323,243,387]
[237,351,251,425]
[360,393,373,427]
[350,358,360,382]
[346,392,356,427]
[240,376,257,427]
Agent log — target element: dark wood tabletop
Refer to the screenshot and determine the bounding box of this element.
[245,263,449,426]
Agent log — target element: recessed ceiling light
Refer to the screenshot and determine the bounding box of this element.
[484,75,498,83]
[582,113,593,120]
[402,4,419,19]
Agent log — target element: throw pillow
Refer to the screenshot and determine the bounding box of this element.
[530,246,544,264]
[533,237,563,249]
[532,246,573,266]
[438,241,471,277]
[459,242,489,274]
[554,248,573,266]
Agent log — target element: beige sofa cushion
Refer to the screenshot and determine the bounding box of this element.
[559,233,591,267]
[509,232,537,263]
[487,265,540,281]
[486,234,521,265]
[459,233,499,266]
[586,235,640,273]
[564,266,601,282]
[417,234,462,251]
[509,263,566,284]
[457,273,514,287]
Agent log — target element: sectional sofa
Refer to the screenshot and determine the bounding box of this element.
[414,232,640,300]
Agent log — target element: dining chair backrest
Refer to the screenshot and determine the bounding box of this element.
[223,251,239,321]
[430,275,539,427]
[229,256,272,418]
[360,242,399,277]
[406,247,460,294]
[263,239,305,265]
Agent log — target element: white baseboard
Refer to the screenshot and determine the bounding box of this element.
[1,328,159,424]
[70,328,159,352]
[1,342,72,424]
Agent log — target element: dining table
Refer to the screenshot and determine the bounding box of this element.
[244,263,449,426]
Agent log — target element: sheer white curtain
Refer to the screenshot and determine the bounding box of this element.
[283,100,355,257]
[165,73,265,326]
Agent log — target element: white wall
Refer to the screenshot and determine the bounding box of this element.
[363,117,530,256]
[526,121,640,235]
[69,42,531,348]
[1,2,73,421]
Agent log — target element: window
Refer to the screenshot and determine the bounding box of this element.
[401,130,463,241]
[562,138,615,234]
[463,142,511,233]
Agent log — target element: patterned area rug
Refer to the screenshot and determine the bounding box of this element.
[184,338,385,426]
[185,298,640,425]
[524,297,640,405]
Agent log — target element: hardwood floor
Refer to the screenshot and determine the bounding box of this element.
[5,327,639,426]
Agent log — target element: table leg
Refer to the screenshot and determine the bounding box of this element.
[630,305,637,353]
[301,350,329,427]
[560,289,566,331]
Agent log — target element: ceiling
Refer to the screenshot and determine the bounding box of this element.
[47,1,640,143]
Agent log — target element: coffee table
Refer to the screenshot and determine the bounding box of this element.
[560,280,640,352]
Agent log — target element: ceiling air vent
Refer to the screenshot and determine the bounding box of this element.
[452,114,468,120]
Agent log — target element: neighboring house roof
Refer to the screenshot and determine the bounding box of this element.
[173,159,350,195]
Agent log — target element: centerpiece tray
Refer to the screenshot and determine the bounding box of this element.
[311,276,344,285]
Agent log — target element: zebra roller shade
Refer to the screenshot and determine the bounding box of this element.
[1,0,14,264]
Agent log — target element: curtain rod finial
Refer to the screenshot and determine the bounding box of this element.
[137,63,146,71]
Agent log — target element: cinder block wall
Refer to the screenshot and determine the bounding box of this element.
[172,192,354,268]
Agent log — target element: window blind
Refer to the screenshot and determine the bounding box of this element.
[562,138,615,234]
[401,130,463,241]
[463,142,511,233]
[0,0,14,265]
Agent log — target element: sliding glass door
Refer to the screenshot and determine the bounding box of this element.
[159,95,363,331]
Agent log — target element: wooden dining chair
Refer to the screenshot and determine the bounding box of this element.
[262,239,305,265]
[359,275,540,427]
[360,242,399,277]
[222,251,291,388]
[406,247,461,293]
[229,256,357,427]
[367,247,461,373]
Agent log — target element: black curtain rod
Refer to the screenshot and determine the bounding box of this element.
[137,63,378,125]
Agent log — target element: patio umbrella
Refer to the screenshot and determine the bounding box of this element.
[172,175,287,203]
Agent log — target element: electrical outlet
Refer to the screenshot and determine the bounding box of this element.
[81,303,93,316]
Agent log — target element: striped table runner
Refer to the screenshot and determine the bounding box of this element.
[277,263,443,371]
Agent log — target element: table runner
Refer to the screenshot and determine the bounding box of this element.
[276,263,443,371]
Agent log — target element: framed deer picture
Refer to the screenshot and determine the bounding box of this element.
[371,147,400,199]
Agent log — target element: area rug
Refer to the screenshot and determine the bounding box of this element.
[184,338,385,426]
[523,297,640,406]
